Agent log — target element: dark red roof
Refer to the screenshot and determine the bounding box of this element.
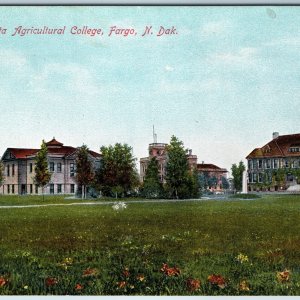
[197,163,227,172]
[246,133,300,159]
[6,148,39,159]
[2,139,101,160]
[46,138,64,147]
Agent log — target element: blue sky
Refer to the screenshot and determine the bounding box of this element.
[0,6,299,173]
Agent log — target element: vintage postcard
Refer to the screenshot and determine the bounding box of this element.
[0,5,299,296]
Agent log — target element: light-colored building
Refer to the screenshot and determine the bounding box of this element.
[246,132,300,192]
[0,138,101,195]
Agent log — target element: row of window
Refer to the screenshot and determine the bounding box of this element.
[6,164,15,177]
[248,172,295,183]
[5,162,75,176]
[289,147,300,153]
[248,159,300,170]
[4,184,75,194]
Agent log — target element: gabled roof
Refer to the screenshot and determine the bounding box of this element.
[4,148,39,159]
[197,163,228,172]
[1,139,101,160]
[246,133,300,159]
[46,138,63,147]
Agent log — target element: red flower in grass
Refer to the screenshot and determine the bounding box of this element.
[123,267,130,278]
[277,270,290,283]
[0,277,7,287]
[160,263,181,277]
[82,267,98,278]
[208,274,226,289]
[186,278,201,291]
[136,274,145,282]
[75,283,84,291]
[117,281,127,289]
[45,277,58,287]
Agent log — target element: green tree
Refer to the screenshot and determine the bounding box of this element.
[97,143,139,198]
[34,140,51,199]
[198,173,208,192]
[221,176,229,190]
[207,175,218,189]
[231,161,246,192]
[187,168,201,198]
[165,136,190,199]
[141,157,163,199]
[75,144,95,199]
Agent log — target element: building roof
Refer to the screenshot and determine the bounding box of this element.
[5,148,39,159]
[197,163,228,172]
[2,139,101,160]
[46,138,64,147]
[246,133,300,159]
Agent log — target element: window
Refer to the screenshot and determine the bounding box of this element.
[7,165,10,176]
[70,163,75,177]
[266,159,271,169]
[258,173,263,183]
[258,160,263,169]
[50,162,54,172]
[253,173,257,183]
[57,184,62,193]
[30,163,33,173]
[30,184,33,194]
[70,184,75,194]
[285,160,289,168]
[57,163,62,172]
[12,164,15,176]
[12,185,14,194]
[253,160,257,169]
[273,159,278,169]
[248,160,251,170]
[249,173,253,183]
[7,185,10,194]
[35,185,38,194]
[50,184,54,194]
[289,147,300,153]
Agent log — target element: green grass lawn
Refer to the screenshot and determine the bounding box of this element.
[0,194,299,295]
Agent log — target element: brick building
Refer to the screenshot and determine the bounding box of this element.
[197,163,228,191]
[246,132,300,191]
[0,138,101,195]
[140,142,198,183]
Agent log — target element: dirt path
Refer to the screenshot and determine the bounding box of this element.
[0,198,215,209]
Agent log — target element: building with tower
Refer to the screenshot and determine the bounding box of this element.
[0,138,101,195]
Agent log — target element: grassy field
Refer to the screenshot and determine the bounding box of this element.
[0,194,299,295]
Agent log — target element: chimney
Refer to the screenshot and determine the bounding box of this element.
[272,132,279,140]
[189,149,192,155]
[202,161,204,164]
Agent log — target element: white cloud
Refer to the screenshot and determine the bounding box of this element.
[165,65,174,72]
[209,47,259,67]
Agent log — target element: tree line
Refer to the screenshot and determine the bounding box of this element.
[0,136,245,198]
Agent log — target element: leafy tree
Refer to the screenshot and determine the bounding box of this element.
[231,161,246,192]
[141,157,163,199]
[207,176,218,189]
[75,144,95,199]
[187,168,201,198]
[198,173,208,192]
[165,136,190,199]
[221,176,229,190]
[97,143,139,198]
[34,140,51,199]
